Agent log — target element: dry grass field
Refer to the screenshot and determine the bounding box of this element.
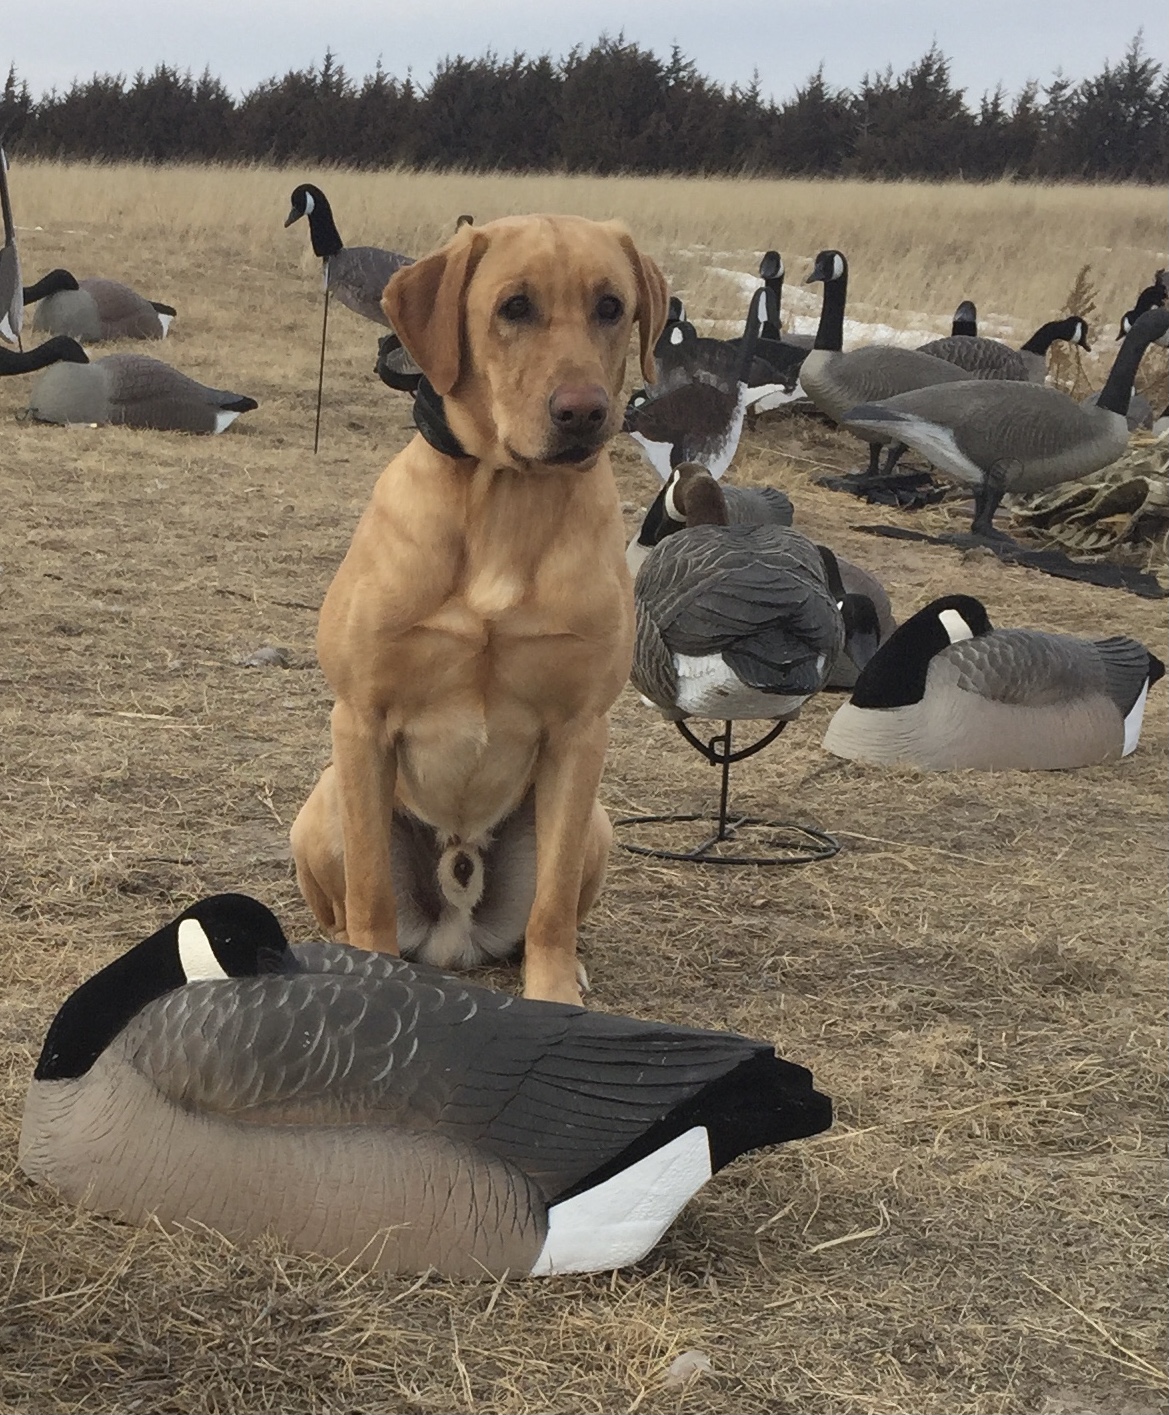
[0,164,1166,1415]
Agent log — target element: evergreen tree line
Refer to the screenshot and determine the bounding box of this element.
[1,34,1165,181]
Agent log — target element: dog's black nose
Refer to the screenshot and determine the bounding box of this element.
[549,384,609,433]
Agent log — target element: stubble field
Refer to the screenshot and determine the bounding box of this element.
[0,164,1166,1415]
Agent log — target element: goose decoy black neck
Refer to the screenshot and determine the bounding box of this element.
[0,335,87,375]
[759,251,783,339]
[285,183,344,260]
[849,594,992,709]
[1021,316,1090,356]
[816,544,883,674]
[1095,308,1169,417]
[23,268,80,304]
[34,894,294,1083]
[805,249,847,352]
[736,287,766,382]
[951,300,977,336]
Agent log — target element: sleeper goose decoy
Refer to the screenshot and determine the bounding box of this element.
[624,287,773,481]
[0,144,21,345]
[822,594,1164,770]
[0,335,87,377]
[19,894,832,1280]
[799,249,975,478]
[285,183,413,326]
[950,300,978,337]
[840,306,1169,540]
[918,315,1091,383]
[631,466,878,721]
[25,268,176,341]
[27,350,258,433]
[625,460,795,574]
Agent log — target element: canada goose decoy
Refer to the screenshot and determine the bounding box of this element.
[25,268,176,341]
[631,466,877,721]
[1081,385,1155,431]
[284,183,412,327]
[625,461,795,574]
[950,300,978,337]
[1117,270,1167,337]
[0,335,87,376]
[841,307,1169,540]
[20,894,832,1280]
[759,250,814,350]
[819,546,897,690]
[0,145,21,345]
[28,351,258,433]
[918,315,1091,383]
[799,250,973,478]
[822,594,1164,770]
[624,287,773,480]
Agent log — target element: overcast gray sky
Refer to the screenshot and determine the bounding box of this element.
[5,0,1165,103]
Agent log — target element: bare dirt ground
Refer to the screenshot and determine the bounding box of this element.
[0,169,1166,1415]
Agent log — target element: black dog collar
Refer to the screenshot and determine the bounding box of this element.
[413,377,472,461]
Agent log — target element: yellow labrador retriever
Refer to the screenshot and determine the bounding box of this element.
[291,214,668,1004]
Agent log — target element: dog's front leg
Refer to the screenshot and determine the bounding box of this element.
[524,716,609,1005]
[330,700,399,954]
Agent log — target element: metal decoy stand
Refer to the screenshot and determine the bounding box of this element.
[615,719,840,866]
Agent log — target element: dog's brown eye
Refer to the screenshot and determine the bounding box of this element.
[499,294,533,322]
[596,295,624,323]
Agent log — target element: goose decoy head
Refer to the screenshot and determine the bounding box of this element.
[34,894,295,1083]
[667,294,686,323]
[40,335,89,364]
[1117,310,1134,340]
[23,268,81,303]
[666,462,728,527]
[285,183,342,259]
[1129,306,1169,348]
[951,299,977,336]
[455,213,474,230]
[759,250,782,281]
[1070,317,1091,351]
[849,595,993,710]
[284,183,322,228]
[805,249,846,285]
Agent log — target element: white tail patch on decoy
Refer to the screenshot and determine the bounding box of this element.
[531,1126,712,1275]
[1123,681,1150,756]
[177,918,228,981]
[156,313,173,336]
[213,411,241,434]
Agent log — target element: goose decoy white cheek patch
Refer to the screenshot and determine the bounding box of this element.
[177,919,228,981]
[938,608,976,644]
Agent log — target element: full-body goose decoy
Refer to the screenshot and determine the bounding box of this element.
[631,466,878,721]
[841,307,1169,540]
[28,351,258,433]
[822,594,1164,770]
[0,145,22,345]
[20,894,832,1280]
[918,315,1091,383]
[25,268,176,341]
[625,460,794,574]
[798,249,974,478]
[624,288,774,480]
[284,183,413,327]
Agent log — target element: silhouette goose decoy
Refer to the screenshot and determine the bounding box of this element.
[625,460,795,574]
[631,466,878,721]
[798,249,974,479]
[822,594,1164,770]
[624,287,773,480]
[918,315,1091,383]
[27,350,258,433]
[840,307,1169,540]
[284,183,413,327]
[0,144,21,345]
[25,268,176,341]
[20,894,832,1280]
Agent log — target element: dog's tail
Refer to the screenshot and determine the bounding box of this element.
[436,840,486,913]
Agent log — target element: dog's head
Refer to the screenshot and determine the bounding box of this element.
[383,214,668,472]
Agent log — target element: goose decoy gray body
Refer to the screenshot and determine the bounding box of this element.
[841,307,1169,539]
[798,250,974,478]
[631,466,879,720]
[624,288,773,481]
[285,183,413,326]
[918,316,1091,383]
[0,145,21,345]
[625,460,795,574]
[28,351,258,433]
[950,300,978,336]
[25,268,176,341]
[19,894,832,1280]
[0,335,87,376]
[1080,385,1155,431]
[822,594,1164,770]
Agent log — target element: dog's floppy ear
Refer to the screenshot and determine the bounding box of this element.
[382,227,484,397]
[613,230,669,384]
